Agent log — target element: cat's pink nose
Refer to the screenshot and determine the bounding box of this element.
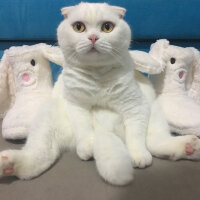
[88,35,99,44]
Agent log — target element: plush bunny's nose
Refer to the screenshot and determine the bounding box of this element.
[22,73,30,82]
[178,71,185,79]
[88,35,99,45]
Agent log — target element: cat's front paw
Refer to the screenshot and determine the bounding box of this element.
[130,150,152,168]
[77,137,94,160]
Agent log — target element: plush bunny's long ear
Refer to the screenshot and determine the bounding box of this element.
[40,44,64,66]
[130,50,164,74]
[187,47,200,96]
[187,47,200,66]
[0,53,15,117]
[0,55,8,95]
[187,47,200,83]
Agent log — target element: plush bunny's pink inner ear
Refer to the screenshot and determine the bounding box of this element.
[111,6,126,18]
[61,6,75,18]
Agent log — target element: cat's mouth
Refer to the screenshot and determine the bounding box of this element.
[88,46,99,53]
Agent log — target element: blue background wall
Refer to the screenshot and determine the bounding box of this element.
[0,0,200,81]
[1,0,200,41]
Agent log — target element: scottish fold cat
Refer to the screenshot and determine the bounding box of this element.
[0,3,200,186]
[57,2,152,167]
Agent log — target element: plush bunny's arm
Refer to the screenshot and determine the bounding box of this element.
[130,50,165,74]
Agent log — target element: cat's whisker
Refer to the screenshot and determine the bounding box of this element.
[65,51,79,64]
[77,43,91,49]
[76,43,93,54]
[98,44,112,50]
[111,48,121,57]
[112,47,122,55]
[109,51,122,64]
[97,43,113,54]
[107,48,124,65]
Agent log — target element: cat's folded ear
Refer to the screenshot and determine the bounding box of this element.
[111,6,126,18]
[61,6,75,18]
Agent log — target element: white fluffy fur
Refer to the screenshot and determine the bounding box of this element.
[187,48,200,104]
[58,2,152,166]
[149,39,200,136]
[0,4,200,186]
[56,2,153,184]
[130,50,165,74]
[1,44,63,139]
[0,54,14,118]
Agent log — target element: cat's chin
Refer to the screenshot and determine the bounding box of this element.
[77,53,116,67]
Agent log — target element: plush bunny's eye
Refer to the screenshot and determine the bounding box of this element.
[170,57,176,64]
[31,59,36,66]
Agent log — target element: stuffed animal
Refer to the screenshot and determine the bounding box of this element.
[148,39,200,136]
[0,43,63,139]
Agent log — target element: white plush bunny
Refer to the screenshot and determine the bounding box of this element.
[149,39,200,136]
[0,44,63,139]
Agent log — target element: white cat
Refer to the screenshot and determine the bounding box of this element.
[0,3,200,186]
[57,2,152,166]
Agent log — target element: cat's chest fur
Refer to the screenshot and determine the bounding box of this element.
[62,63,133,106]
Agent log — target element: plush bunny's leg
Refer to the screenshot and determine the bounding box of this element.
[158,94,200,136]
[147,100,200,160]
[0,97,74,179]
[94,132,133,186]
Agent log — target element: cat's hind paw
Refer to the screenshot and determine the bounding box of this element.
[0,152,15,177]
[169,135,200,160]
[184,136,200,160]
[77,136,94,160]
[185,143,195,155]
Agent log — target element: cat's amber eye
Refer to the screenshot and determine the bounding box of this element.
[101,22,114,33]
[73,22,86,33]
